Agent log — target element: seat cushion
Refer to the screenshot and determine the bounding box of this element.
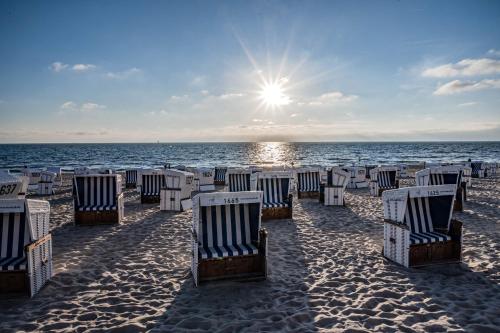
[199,243,258,259]
[0,257,27,271]
[78,205,117,211]
[410,232,451,245]
[263,202,289,208]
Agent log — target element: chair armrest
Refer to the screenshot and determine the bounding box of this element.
[383,219,409,230]
[26,234,52,266]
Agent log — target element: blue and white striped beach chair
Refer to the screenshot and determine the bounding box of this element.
[369,166,399,197]
[191,191,267,286]
[255,171,293,220]
[140,170,165,203]
[295,167,321,199]
[416,166,465,211]
[0,173,53,297]
[214,167,227,185]
[125,169,138,189]
[382,184,462,267]
[225,168,253,192]
[73,174,124,224]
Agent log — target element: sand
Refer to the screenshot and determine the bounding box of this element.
[0,176,499,332]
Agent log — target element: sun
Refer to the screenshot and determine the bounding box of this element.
[259,79,291,108]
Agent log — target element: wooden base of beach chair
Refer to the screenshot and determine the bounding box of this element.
[214,180,225,186]
[75,210,120,225]
[196,230,267,284]
[298,191,319,199]
[409,220,462,267]
[453,187,465,211]
[125,183,136,189]
[0,271,29,295]
[141,195,160,204]
[262,207,292,220]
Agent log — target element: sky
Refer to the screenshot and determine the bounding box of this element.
[0,0,499,143]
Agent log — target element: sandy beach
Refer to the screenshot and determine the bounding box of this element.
[0,175,499,332]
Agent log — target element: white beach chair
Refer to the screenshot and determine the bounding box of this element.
[191,191,267,286]
[382,184,462,267]
[160,169,194,211]
[369,166,399,197]
[0,173,53,297]
[416,166,466,211]
[140,169,165,204]
[188,167,215,192]
[46,167,62,187]
[214,167,227,185]
[225,168,254,192]
[295,167,322,199]
[72,174,124,225]
[36,171,57,196]
[254,171,293,220]
[321,167,350,206]
[342,166,368,189]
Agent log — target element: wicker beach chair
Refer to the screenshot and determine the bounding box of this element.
[295,167,322,199]
[125,169,138,189]
[214,167,227,186]
[342,166,368,189]
[160,169,194,211]
[369,166,399,197]
[140,169,165,203]
[188,167,215,192]
[72,174,124,225]
[37,171,57,196]
[191,191,267,286]
[416,166,466,211]
[320,167,350,206]
[0,173,53,297]
[255,171,293,220]
[382,185,462,267]
[225,168,254,192]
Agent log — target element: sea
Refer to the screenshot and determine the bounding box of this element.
[0,142,498,171]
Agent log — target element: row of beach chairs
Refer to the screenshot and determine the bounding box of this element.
[0,160,497,295]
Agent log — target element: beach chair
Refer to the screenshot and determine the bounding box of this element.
[397,164,409,178]
[484,162,497,178]
[0,173,53,297]
[37,171,57,196]
[160,169,194,211]
[125,169,138,189]
[365,165,377,180]
[369,166,399,197]
[255,171,293,220]
[416,166,465,211]
[46,167,62,187]
[140,169,165,203]
[470,162,484,178]
[295,167,322,199]
[342,166,368,189]
[188,167,215,192]
[225,168,254,192]
[214,167,227,185]
[320,167,350,206]
[382,185,462,267]
[191,191,267,286]
[72,174,124,225]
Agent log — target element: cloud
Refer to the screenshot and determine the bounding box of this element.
[457,102,478,107]
[290,113,298,117]
[169,95,189,102]
[487,49,500,57]
[49,62,69,72]
[218,93,244,100]
[106,67,142,79]
[59,101,106,112]
[200,90,209,95]
[433,79,500,95]
[191,76,206,86]
[308,91,358,106]
[422,58,500,78]
[72,64,96,72]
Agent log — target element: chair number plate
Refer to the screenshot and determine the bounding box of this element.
[224,198,239,204]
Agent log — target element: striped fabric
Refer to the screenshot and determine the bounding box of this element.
[297,172,320,192]
[228,174,251,192]
[126,170,138,185]
[141,174,165,196]
[404,196,451,245]
[428,173,460,186]
[378,170,397,189]
[73,176,118,211]
[214,167,227,182]
[471,162,482,177]
[258,178,290,208]
[198,204,259,259]
[0,212,30,271]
